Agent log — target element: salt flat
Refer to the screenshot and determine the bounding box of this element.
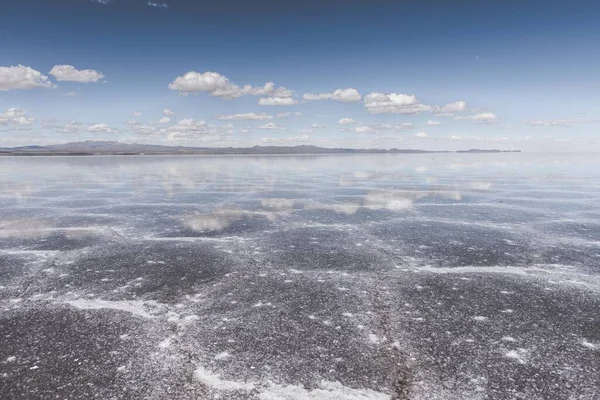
[0,153,599,399]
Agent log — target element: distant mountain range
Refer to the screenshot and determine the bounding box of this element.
[0,141,521,155]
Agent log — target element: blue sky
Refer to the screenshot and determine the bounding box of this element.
[1,0,599,150]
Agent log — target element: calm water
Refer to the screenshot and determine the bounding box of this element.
[1,153,599,399]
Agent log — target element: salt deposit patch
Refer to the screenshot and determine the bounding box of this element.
[194,366,255,391]
[368,334,380,344]
[194,366,388,399]
[505,348,529,364]
[580,339,598,350]
[214,351,231,360]
[64,299,160,319]
[259,380,389,400]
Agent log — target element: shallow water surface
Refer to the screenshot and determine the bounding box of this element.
[1,153,599,399]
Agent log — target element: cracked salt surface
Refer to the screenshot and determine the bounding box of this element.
[1,153,600,399]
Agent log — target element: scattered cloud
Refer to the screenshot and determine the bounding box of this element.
[162,108,175,116]
[260,134,329,146]
[436,101,467,113]
[130,124,157,136]
[59,121,85,133]
[311,123,325,129]
[148,1,168,8]
[415,131,429,138]
[455,112,497,122]
[303,88,362,103]
[352,126,376,133]
[64,91,77,96]
[258,97,298,106]
[0,65,56,91]
[526,120,569,127]
[258,122,279,130]
[163,119,207,140]
[339,118,358,125]
[274,112,304,120]
[449,135,507,142]
[158,118,230,141]
[217,113,273,121]
[87,123,116,133]
[435,112,456,117]
[49,65,105,83]
[341,123,414,134]
[426,120,441,126]
[363,93,432,115]
[131,110,142,117]
[126,117,237,141]
[0,108,35,125]
[169,71,293,100]
[524,119,600,127]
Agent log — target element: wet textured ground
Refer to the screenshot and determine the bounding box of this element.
[0,153,599,399]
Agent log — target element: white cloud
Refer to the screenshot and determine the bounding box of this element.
[447,135,509,142]
[260,134,324,145]
[394,123,415,130]
[353,126,376,133]
[49,65,105,83]
[0,108,35,125]
[526,120,572,127]
[362,95,467,116]
[217,113,273,121]
[426,120,441,126]
[159,118,227,141]
[437,101,467,113]
[131,125,158,136]
[131,110,142,117]
[455,112,497,122]
[0,65,56,91]
[64,91,77,96]
[168,71,293,100]
[415,131,429,138]
[311,123,325,129]
[435,112,455,117]
[148,1,168,8]
[158,117,171,124]
[276,112,291,118]
[258,122,279,130]
[124,119,140,126]
[59,121,85,133]
[87,123,116,133]
[527,119,599,128]
[162,108,175,116]
[341,123,414,133]
[363,93,431,114]
[338,118,358,125]
[258,97,298,106]
[303,88,362,103]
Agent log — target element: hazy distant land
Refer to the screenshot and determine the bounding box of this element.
[0,141,521,156]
